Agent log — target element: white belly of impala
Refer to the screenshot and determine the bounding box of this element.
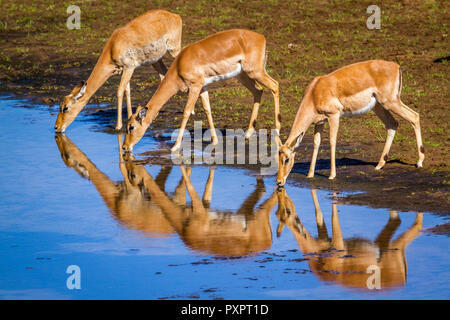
[341,96,377,117]
[208,211,247,231]
[204,63,242,86]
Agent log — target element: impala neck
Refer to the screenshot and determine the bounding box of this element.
[65,144,118,212]
[144,67,182,124]
[142,172,185,234]
[285,100,316,149]
[86,163,119,213]
[78,52,116,106]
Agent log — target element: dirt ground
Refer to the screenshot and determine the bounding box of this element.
[0,0,448,215]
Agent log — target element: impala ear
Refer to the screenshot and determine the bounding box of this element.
[136,106,148,125]
[276,221,285,238]
[289,134,303,150]
[73,81,87,100]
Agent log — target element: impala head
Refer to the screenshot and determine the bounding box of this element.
[54,133,71,165]
[276,143,296,187]
[54,133,90,179]
[122,105,149,153]
[121,153,147,187]
[55,81,87,132]
[275,187,304,237]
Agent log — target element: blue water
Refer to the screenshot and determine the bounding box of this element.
[0,96,448,299]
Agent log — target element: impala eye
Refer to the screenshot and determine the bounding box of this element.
[284,158,289,165]
[127,125,134,133]
[62,106,69,113]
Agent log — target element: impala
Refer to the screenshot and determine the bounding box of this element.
[55,134,175,235]
[144,166,279,256]
[276,188,423,289]
[56,133,278,255]
[54,9,182,132]
[276,60,425,185]
[122,29,280,153]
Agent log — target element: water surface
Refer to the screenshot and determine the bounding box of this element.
[0,97,448,299]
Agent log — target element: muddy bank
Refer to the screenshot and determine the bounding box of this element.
[425,223,450,236]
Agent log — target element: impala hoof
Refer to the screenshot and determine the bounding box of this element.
[245,129,255,140]
[171,144,181,152]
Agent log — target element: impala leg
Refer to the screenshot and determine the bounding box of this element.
[171,86,202,152]
[180,166,209,219]
[202,167,215,208]
[374,210,401,251]
[391,212,423,249]
[125,82,132,119]
[152,59,168,80]
[172,167,188,206]
[328,114,340,179]
[311,189,324,226]
[331,194,345,251]
[236,73,263,139]
[200,90,218,145]
[384,100,425,167]
[373,104,398,170]
[117,134,133,189]
[154,166,173,191]
[252,72,280,134]
[307,123,324,178]
[116,68,134,130]
[311,189,329,240]
[236,177,265,217]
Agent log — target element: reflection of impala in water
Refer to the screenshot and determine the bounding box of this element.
[55,134,278,256]
[55,134,174,236]
[144,166,278,256]
[275,188,422,290]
